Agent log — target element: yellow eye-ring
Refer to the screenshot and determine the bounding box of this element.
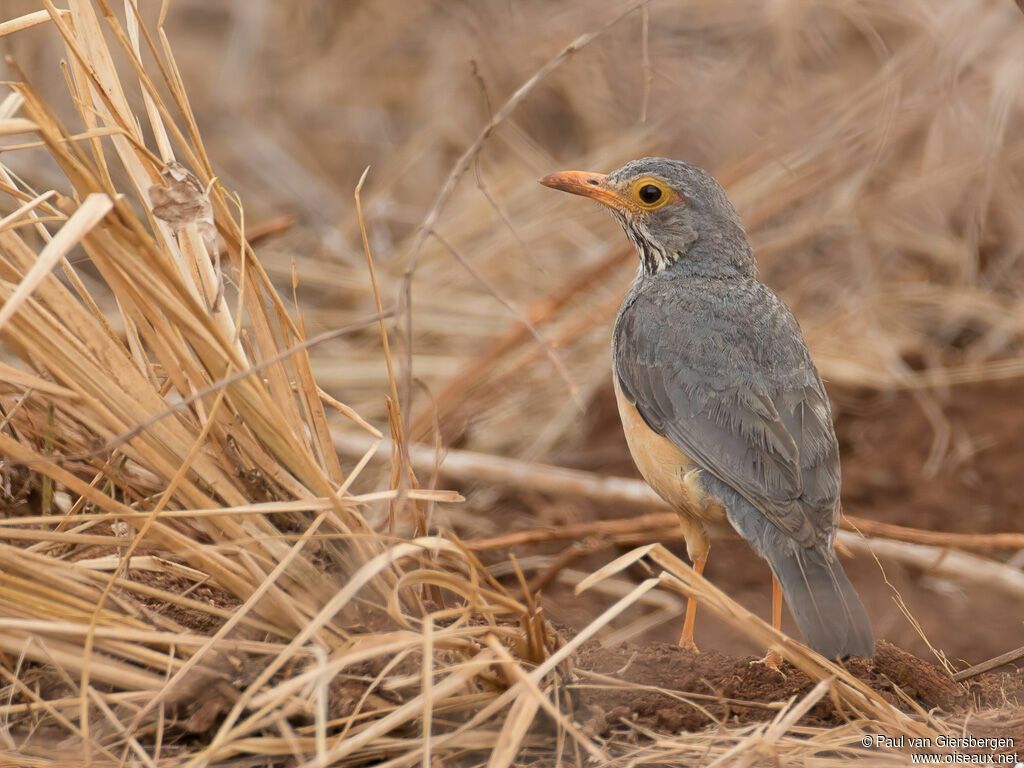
[629,177,674,210]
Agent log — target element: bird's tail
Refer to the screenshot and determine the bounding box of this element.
[704,475,874,658]
[764,540,874,659]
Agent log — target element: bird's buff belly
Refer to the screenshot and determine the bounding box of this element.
[613,376,730,533]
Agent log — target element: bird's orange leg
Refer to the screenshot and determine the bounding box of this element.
[678,550,707,652]
[771,573,783,633]
[756,574,785,671]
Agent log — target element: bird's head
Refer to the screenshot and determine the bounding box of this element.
[540,157,755,278]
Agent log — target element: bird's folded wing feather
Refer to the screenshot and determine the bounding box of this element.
[614,289,839,546]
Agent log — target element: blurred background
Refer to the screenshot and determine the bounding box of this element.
[4,0,1024,663]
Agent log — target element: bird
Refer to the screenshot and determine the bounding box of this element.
[539,157,873,660]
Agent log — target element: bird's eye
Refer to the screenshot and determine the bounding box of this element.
[629,177,673,209]
[638,184,662,204]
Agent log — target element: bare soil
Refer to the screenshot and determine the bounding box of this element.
[574,640,1021,730]
[129,570,242,634]
[571,640,1024,743]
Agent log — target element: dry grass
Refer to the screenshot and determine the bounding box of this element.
[1,0,1022,766]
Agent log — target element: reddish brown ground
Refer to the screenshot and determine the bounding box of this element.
[573,639,1022,733]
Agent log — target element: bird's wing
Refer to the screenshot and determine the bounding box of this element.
[613,286,839,546]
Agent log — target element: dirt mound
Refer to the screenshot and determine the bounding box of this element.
[573,640,1022,734]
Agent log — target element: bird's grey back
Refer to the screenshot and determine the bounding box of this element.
[613,270,841,547]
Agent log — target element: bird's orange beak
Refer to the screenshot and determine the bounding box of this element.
[538,171,629,211]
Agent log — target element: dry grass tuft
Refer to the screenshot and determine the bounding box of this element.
[0,4,539,765]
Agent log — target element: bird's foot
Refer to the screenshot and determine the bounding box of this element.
[752,649,785,678]
[678,637,700,654]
